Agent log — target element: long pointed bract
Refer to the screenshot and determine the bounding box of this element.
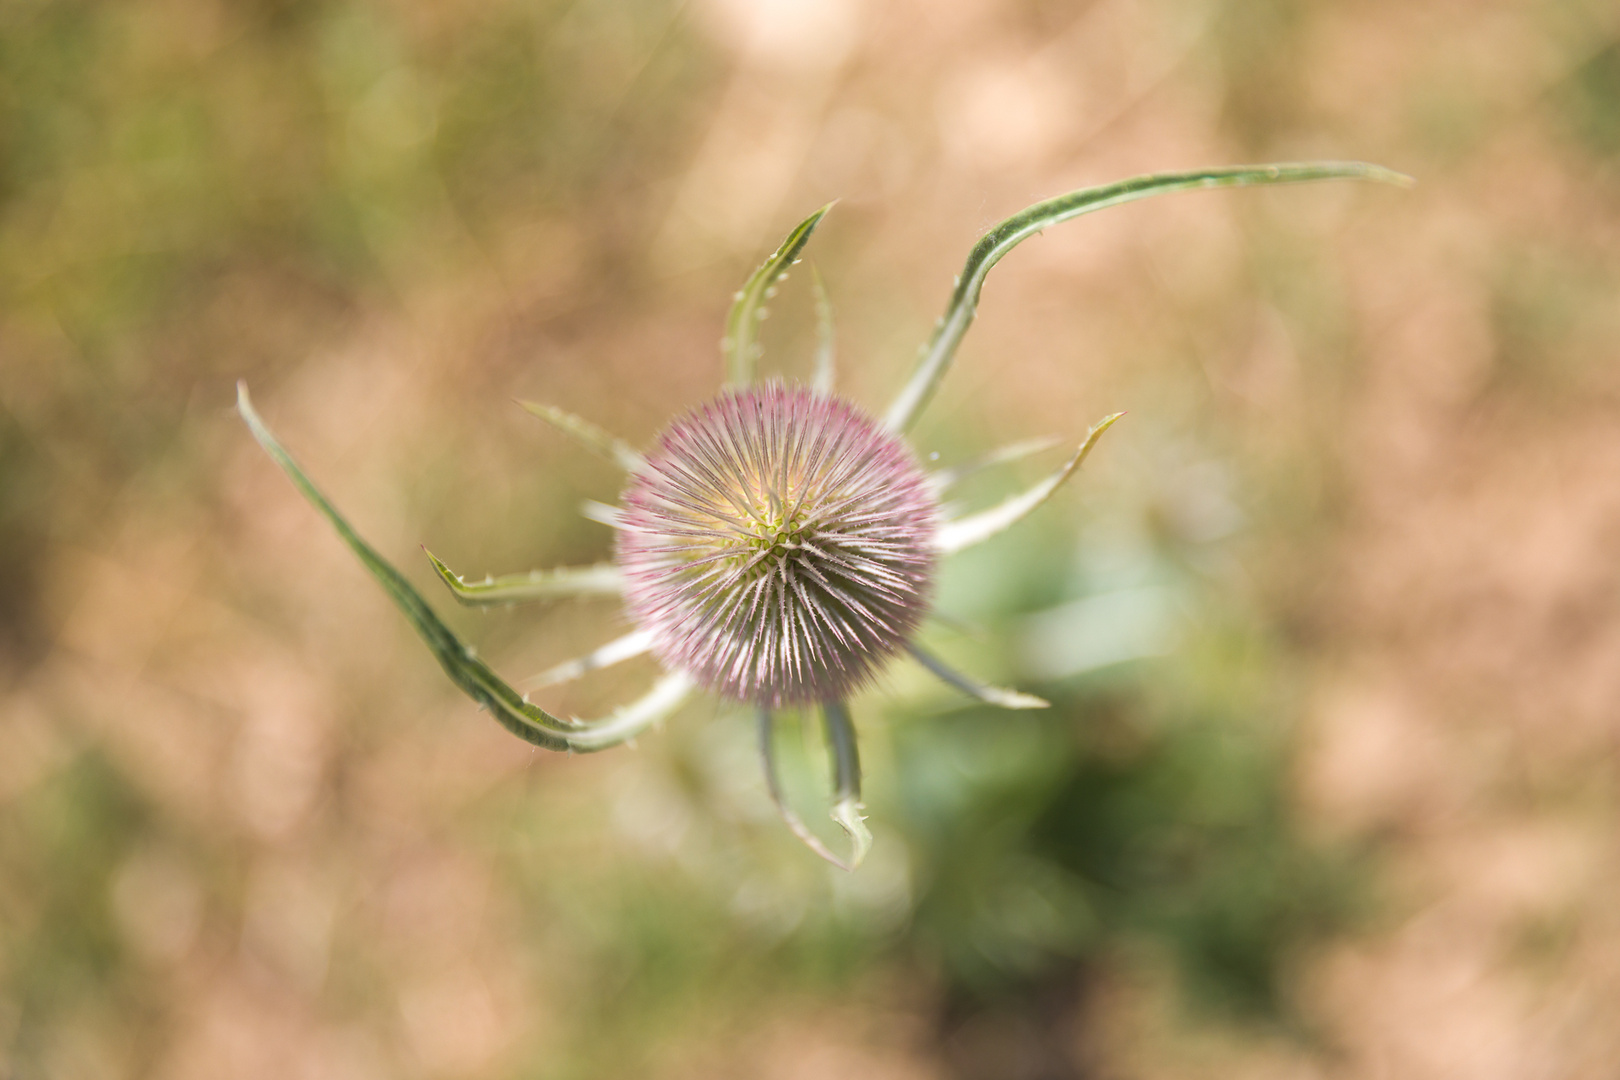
[905,642,1049,710]
[237,383,616,753]
[928,435,1064,493]
[723,204,833,388]
[425,549,622,605]
[564,671,694,751]
[821,700,871,870]
[517,401,645,472]
[883,162,1412,434]
[758,709,855,870]
[521,629,655,689]
[935,413,1123,554]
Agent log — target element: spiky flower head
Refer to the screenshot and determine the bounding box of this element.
[616,382,937,707]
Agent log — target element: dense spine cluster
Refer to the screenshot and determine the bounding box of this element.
[617,383,938,706]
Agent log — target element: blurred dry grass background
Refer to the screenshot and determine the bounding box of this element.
[5,0,1620,1076]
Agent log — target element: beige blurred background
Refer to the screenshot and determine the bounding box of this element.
[4,0,1620,1076]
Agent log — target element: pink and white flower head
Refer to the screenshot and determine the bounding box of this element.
[618,384,938,708]
[239,163,1406,869]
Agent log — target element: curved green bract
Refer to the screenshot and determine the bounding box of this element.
[822,700,871,870]
[934,412,1123,554]
[516,400,644,473]
[523,628,654,690]
[564,671,695,751]
[883,161,1413,434]
[425,549,621,606]
[928,435,1063,493]
[723,203,834,388]
[756,702,870,872]
[758,708,850,870]
[904,642,1048,710]
[236,383,630,754]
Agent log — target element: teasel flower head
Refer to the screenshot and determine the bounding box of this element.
[238,162,1410,870]
[618,383,938,708]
